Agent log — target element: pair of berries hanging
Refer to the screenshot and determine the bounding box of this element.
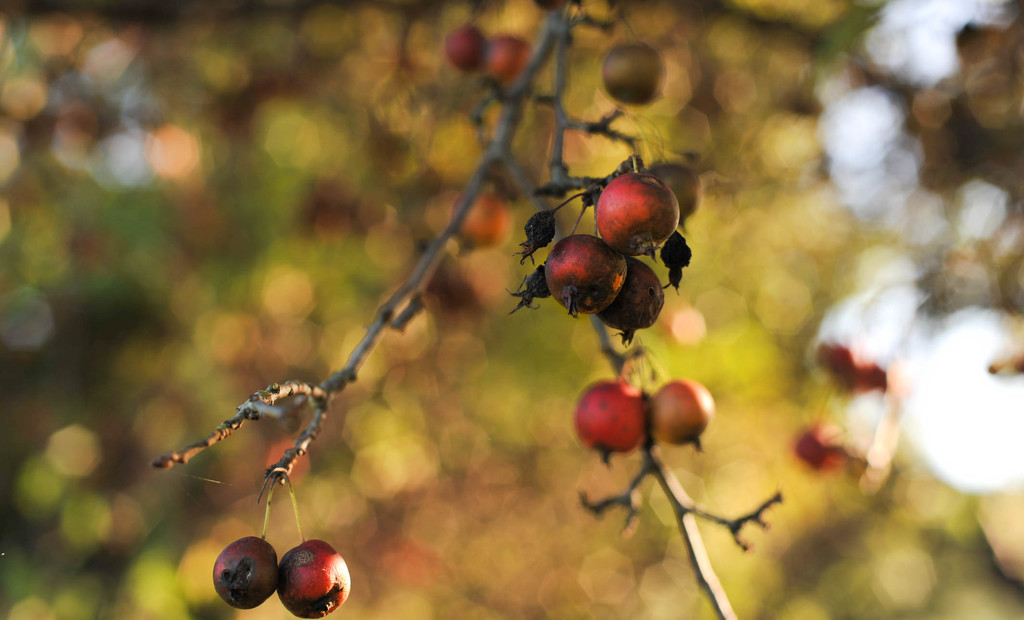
[574,377,715,461]
[213,474,351,618]
[512,156,692,345]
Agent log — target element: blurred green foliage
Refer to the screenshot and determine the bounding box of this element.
[1,1,1023,619]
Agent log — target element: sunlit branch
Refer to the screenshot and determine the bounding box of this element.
[153,12,563,477]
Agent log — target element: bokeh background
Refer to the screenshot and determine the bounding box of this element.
[2,0,1024,618]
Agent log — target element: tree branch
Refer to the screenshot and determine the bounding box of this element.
[153,12,563,478]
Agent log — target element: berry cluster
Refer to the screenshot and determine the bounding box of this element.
[444,25,531,86]
[511,158,694,345]
[212,477,350,618]
[575,377,715,462]
[214,536,351,618]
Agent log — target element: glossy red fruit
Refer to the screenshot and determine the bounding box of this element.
[598,256,664,344]
[486,36,531,85]
[574,380,646,457]
[602,43,663,105]
[651,380,714,445]
[444,25,486,72]
[596,172,680,256]
[649,163,701,226]
[544,234,628,317]
[278,539,351,618]
[213,536,279,609]
[457,192,511,247]
[794,423,847,471]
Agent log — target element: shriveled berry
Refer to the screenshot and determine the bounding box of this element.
[457,192,511,248]
[602,43,663,105]
[444,25,487,72]
[510,265,551,313]
[278,539,351,618]
[596,172,680,257]
[650,163,701,226]
[516,209,557,264]
[213,536,279,610]
[660,231,691,292]
[575,380,646,460]
[794,423,847,471]
[650,380,714,447]
[598,256,664,345]
[545,234,627,317]
[486,36,531,85]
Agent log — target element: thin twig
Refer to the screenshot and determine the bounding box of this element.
[153,12,564,476]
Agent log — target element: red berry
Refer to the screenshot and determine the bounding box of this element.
[457,192,511,248]
[544,234,628,317]
[444,25,486,72]
[602,43,663,105]
[650,380,714,445]
[816,342,888,394]
[486,35,531,85]
[278,539,351,618]
[793,423,847,471]
[596,172,680,257]
[213,536,279,609]
[649,163,702,226]
[574,380,646,457]
[597,256,665,344]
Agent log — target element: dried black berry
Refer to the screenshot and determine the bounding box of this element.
[660,231,691,292]
[516,210,557,264]
[509,265,551,313]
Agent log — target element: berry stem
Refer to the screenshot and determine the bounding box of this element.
[284,472,305,542]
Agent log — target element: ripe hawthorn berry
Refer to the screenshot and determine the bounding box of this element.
[597,256,664,345]
[278,539,351,618]
[457,192,511,248]
[486,36,531,85]
[816,342,888,393]
[544,234,627,317]
[602,43,663,105]
[596,172,680,257]
[213,536,279,609]
[650,163,702,227]
[793,423,847,471]
[444,25,487,72]
[574,380,646,460]
[650,380,715,447]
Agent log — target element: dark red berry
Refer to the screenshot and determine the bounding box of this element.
[544,234,627,317]
[598,256,664,345]
[510,264,551,313]
[650,163,702,226]
[444,25,487,72]
[278,539,351,618]
[516,208,557,264]
[602,43,663,105]
[575,380,646,460]
[596,172,680,257]
[660,231,691,292]
[213,536,279,609]
[817,342,888,394]
[486,36,531,85]
[794,423,847,471]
